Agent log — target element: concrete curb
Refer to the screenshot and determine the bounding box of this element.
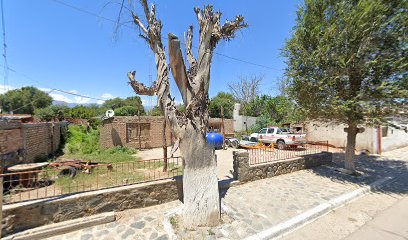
[3,212,115,240]
[243,176,394,240]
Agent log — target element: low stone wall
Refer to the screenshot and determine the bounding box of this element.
[2,178,183,237]
[233,151,333,182]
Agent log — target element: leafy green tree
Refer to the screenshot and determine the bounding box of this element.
[102,96,145,114]
[69,105,96,120]
[244,95,302,124]
[208,92,236,118]
[250,114,278,133]
[50,105,71,120]
[35,105,72,122]
[0,86,53,114]
[34,107,55,122]
[148,106,163,116]
[115,106,138,116]
[283,0,407,173]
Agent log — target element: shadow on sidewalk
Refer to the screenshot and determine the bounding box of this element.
[308,152,408,195]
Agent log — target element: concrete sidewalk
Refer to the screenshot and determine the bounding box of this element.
[345,196,408,240]
[44,147,408,240]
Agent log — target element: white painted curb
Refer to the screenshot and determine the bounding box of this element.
[244,176,394,240]
[4,212,115,240]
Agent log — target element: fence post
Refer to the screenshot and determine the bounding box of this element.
[163,118,168,172]
[221,106,225,150]
[138,110,142,151]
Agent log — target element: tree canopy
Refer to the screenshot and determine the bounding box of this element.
[102,96,145,114]
[283,0,407,125]
[208,92,236,119]
[0,86,53,114]
[283,0,407,172]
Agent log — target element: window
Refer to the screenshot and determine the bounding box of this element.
[382,126,388,138]
[267,128,274,134]
[259,128,267,134]
[277,129,282,134]
[126,123,151,142]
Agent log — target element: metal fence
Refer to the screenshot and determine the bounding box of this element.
[1,157,182,205]
[248,141,329,165]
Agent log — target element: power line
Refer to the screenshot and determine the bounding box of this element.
[7,66,106,101]
[50,0,283,71]
[9,89,55,113]
[1,0,9,91]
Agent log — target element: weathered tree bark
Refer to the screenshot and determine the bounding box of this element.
[180,126,220,227]
[345,124,357,173]
[127,0,246,228]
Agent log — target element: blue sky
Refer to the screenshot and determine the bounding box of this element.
[2,0,299,106]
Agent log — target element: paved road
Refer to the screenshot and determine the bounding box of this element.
[282,147,408,240]
[345,196,408,240]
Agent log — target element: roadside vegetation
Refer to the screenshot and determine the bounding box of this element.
[63,124,138,163]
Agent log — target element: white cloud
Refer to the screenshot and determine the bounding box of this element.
[100,93,114,99]
[0,84,14,94]
[73,96,91,104]
[50,93,74,103]
[1,84,115,105]
[39,87,52,92]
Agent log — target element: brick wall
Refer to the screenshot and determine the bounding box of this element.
[100,116,173,149]
[100,116,235,149]
[0,122,67,166]
[208,118,234,137]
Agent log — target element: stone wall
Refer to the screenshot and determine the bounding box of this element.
[2,178,183,237]
[0,122,67,166]
[233,151,333,182]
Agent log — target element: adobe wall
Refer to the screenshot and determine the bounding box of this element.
[99,116,173,149]
[100,116,234,149]
[0,122,67,166]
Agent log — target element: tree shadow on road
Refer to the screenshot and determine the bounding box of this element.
[308,152,408,195]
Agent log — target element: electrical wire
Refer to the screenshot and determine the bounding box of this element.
[6,65,105,101]
[50,0,283,71]
[1,0,9,91]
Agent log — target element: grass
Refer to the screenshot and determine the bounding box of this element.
[63,125,139,163]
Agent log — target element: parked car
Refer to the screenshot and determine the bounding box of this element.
[249,126,307,149]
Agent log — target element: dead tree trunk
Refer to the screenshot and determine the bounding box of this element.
[127,1,246,228]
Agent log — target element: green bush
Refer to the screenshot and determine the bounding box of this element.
[105,146,137,155]
[34,107,55,122]
[115,106,138,116]
[63,125,138,163]
[64,125,100,155]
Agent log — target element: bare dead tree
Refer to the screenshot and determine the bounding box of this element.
[228,75,263,114]
[228,74,263,102]
[127,0,247,228]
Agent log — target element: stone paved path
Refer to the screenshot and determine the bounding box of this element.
[47,147,408,240]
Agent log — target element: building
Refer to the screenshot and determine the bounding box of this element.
[305,119,408,154]
[233,103,257,132]
[99,116,234,149]
[0,114,34,123]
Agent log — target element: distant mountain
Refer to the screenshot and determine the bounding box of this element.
[52,100,101,108]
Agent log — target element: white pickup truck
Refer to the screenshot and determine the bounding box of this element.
[249,127,306,149]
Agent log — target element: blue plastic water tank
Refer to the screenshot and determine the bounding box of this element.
[206,132,224,149]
